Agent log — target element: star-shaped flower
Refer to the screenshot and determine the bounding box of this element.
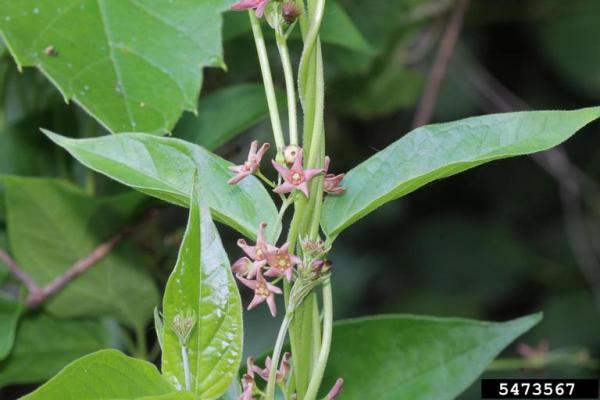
[231,0,270,18]
[264,242,301,282]
[323,156,346,194]
[271,149,324,197]
[237,269,283,317]
[235,223,276,279]
[228,141,270,185]
[252,352,291,382]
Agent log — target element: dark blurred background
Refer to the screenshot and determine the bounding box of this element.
[1,0,599,398]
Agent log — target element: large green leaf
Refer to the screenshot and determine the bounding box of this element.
[0,0,232,134]
[21,349,182,399]
[322,107,600,236]
[321,313,542,400]
[0,313,111,387]
[0,296,21,360]
[4,177,159,328]
[174,84,280,151]
[43,130,279,239]
[162,176,243,399]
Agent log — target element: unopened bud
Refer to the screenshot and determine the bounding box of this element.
[300,236,328,258]
[282,2,301,24]
[283,145,301,165]
[326,378,344,399]
[172,309,196,346]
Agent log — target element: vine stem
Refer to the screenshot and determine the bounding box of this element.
[249,11,286,153]
[303,279,333,400]
[265,312,293,400]
[276,31,299,146]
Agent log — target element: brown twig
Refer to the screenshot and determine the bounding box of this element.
[25,232,127,307]
[1,209,157,308]
[0,249,39,294]
[412,0,469,128]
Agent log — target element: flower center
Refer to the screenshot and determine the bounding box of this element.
[255,247,266,260]
[242,161,253,171]
[276,254,291,270]
[288,170,305,185]
[256,281,269,298]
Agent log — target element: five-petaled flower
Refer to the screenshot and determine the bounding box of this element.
[323,156,346,194]
[235,222,275,279]
[253,352,291,382]
[237,269,283,317]
[265,243,301,282]
[228,140,270,185]
[272,149,324,197]
[231,0,270,18]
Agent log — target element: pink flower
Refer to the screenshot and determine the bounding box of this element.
[228,141,270,185]
[237,269,282,317]
[231,0,270,18]
[252,352,291,382]
[239,373,255,400]
[326,378,344,399]
[272,149,324,197]
[264,243,301,282]
[323,156,346,194]
[235,223,276,279]
[517,340,549,359]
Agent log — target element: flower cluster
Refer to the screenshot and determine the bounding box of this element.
[231,0,302,25]
[240,355,291,400]
[232,223,300,317]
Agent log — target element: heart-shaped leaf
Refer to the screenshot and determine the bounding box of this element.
[0,313,111,388]
[21,349,182,399]
[43,130,279,240]
[161,176,243,399]
[322,313,542,400]
[322,107,600,237]
[4,177,159,328]
[0,0,232,134]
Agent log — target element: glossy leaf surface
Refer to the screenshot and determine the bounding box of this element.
[43,130,279,239]
[4,177,159,328]
[0,0,231,134]
[322,313,542,400]
[21,349,178,399]
[0,313,110,387]
[322,107,600,236]
[162,177,243,399]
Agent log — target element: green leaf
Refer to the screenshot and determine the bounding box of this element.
[322,313,542,400]
[320,0,374,55]
[4,177,159,328]
[21,349,180,399]
[162,175,243,399]
[43,130,279,240]
[322,107,600,236]
[175,84,284,151]
[0,0,231,134]
[0,313,111,388]
[0,296,21,360]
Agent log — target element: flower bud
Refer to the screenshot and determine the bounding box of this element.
[283,145,301,165]
[282,2,301,24]
[172,309,196,346]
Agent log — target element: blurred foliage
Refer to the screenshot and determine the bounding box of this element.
[1,0,600,398]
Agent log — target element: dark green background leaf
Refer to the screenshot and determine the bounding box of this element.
[0,296,21,360]
[4,177,159,328]
[0,313,111,388]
